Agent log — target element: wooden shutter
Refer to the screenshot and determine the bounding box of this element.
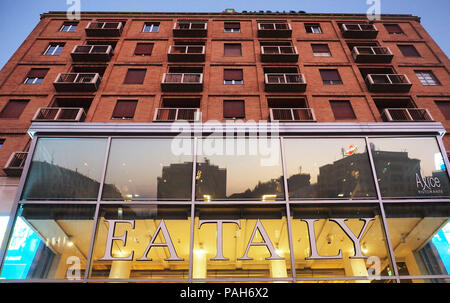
[320,69,341,81]
[112,100,138,119]
[311,44,329,52]
[134,43,154,55]
[398,45,419,57]
[27,68,49,78]
[436,102,450,120]
[330,101,356,120]
[0,100,28,119]
[224,44,242,56]
[124,69,146,84]
[223,69,243,81]
[223,100,245,118]
[384,24,402,34]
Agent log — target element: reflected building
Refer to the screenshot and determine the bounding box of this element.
[195,159,227,200]
[156,161,193,200]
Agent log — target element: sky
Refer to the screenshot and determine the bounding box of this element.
[0,0,449,69]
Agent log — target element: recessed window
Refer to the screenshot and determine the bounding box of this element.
[44,43,65,56]
[398,45,420,57]
[60,22,77,32]
[311,44,331,57]
[224,69,243,85]
[435,101,450,120]
[24,68,48,84]
[223,100,245,119]
[134,43,154,56]
[224,22,240,32]
[112,100,138,119]
[320,69,342,85]
[330,100,356,120]
[224,43,242,56]
[143,22,160,32]
[384,24,404,35]
[305,23,322,34]
[0,100,28,119]
[123,69,146,84]
[415,71,440,86]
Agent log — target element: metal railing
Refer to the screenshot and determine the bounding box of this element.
[162,73,203,84]
[366,74,411,85]
[270,108,316,122]
[55,73,100,84]
[261,46,298,55]
[174,22,207,30]
[265,73,306,84]
[352,46,392,56]
[381,108,433,122]
[168,45,205,54]
[154,108,201,121]
[86,21,123,30]
[341,23,377,32]
[72,45,112,55]
[32,107,86,122]
[4,152,28,170]
[258,23,292,30]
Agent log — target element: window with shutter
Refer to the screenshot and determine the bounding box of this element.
[223,100,245,119]
[415,71,440,86]
[330,100,356,120]
[320,69,342,85]
[60,22,78,32]
[398,45,420,57]
[134,43,154,56]
[124,69,146,84]
[0,100,29,119]
[224,22,240,32]
[224,69,243,84]
[384,24,403,34]
[311,44,331,56]
[112,100,138,119]
[24,69,49,84]
[224,43,242,56]
[305,23,322,34]
[435,101,450,120]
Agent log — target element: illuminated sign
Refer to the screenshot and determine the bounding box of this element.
[344,144,358,156]
[222,9,307,14]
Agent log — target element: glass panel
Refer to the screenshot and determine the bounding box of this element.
[21,138,108,200]
[90,205,190,280]
[102,138,193,201]
[0,204,95,280]
[195,138,284,201]
[384,203,450,281]
[284,138,377,200]
[370,137,450,199]
[193,205,291,280]
[290,204,391,282]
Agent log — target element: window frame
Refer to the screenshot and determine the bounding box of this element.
[329,100,356,120]
[59,22,78,32]
[415,70,441,86]
[398,44,421,57]
[319,69,343,85]
[142,22,160,33]
[43,43,65,56]
[0,100,29,119]
[224,22,241,33]
[111,99,138,120]
[223,99,245,119]
[311,43,331,57]
[305,23,322,34]
[223,43,242,57]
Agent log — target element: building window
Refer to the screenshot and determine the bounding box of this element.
[143,22,160,32]
[384,24,404,34]
[311,44,331,56]
[224,22,240,32]
[415,70,440,86]
[123,69,146,84]
[320,69,342,85]
[435,101,450,119]
[224,69,243,85]
[44,43,65,56]
[0,100,28,119]
[60,22,77,32]
[134,43,154,56]
[112,100,138,119]
[398,45,420,57]
[223,100,245,119]
[224,43,242,56]
[330,100,356,120]
[24,68,48,84]
[305,23,322,34]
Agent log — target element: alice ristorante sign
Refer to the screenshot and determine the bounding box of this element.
[222,8,307,14]
[99,217,374,262]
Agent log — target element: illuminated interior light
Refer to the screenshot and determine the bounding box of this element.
[262,194,277,201]
[203,194,211,202]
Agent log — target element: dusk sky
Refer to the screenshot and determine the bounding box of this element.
[0,0,449,69]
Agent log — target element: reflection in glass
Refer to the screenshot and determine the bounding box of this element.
[195,138,284,201]
[102,138,193,201]
[193,206,291,279]
[284,138,376,200]
[90,205,191,280]
[0,204,95,280]
[21,138,108,200]
[384,203,450,281]
[370,137,450,199]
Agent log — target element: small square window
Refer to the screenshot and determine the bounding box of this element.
[330,100,356,120]
[223,100,245,119]
[435,101,450,120]
[224,22,240,32]
[124,69,146,84]
[398,45,420,57]
[143,22,160,32]
[384,24,404,35]
[305,23,322,34]
[44,43,65,56]
[24,68,48,84]
[224,43,242,56]
[311,44,331,57]
[112,100,138,119]
[60,22,77,32]
[320,69,342,85]
[0,100,28,119]
[134,43,154,56]
[224,69,243,85]
[415,71,440,86]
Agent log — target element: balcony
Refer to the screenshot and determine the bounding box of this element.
[53,73,101,92]
[341,23,378,38]
[365,74,412,92]
[3,152,28,177]
[161,73,203,92]
[264,73,306,92]
[153,108,201,122]
[71,45,113,62]
[352,46,393,63]
[381,108,433,122]
[261,46,298,62]
[258,23,292,38]
[270,108,316,122]
[85,22,123,37]
[173,22,207,37]
[168,45,205,62]
[32,107,86,122]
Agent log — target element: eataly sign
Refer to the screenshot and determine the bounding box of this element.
[99,217,375,261]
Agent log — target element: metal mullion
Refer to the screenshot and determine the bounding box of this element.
[188,137,197,282]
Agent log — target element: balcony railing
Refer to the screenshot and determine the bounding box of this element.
[71,45,113,61]
[161,73,203,92]
[53,73,101,92]
[154,108,201,122]
[351,46,393,63]
[168,45,205,62]
[85,21,123,36]
[261,46,298,62]
[173,22,207,37]
[264,73,306,92]
[3,152,28,177]
[258,23,292,37]
[341,23,378,38]
[32,107,86,122]
[365,74,412,92]
[381,108,433,122]
[270,108,316,122]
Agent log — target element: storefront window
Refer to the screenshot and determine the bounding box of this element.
[195,138,284,201]
[21,138,108,200]
[284,138,376,200]
[90,205,191,280]
[370,137,450,199]
[384,203,450,282]
[102,138,193,201]
[193,205,291,280]
[0,204,95,280]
